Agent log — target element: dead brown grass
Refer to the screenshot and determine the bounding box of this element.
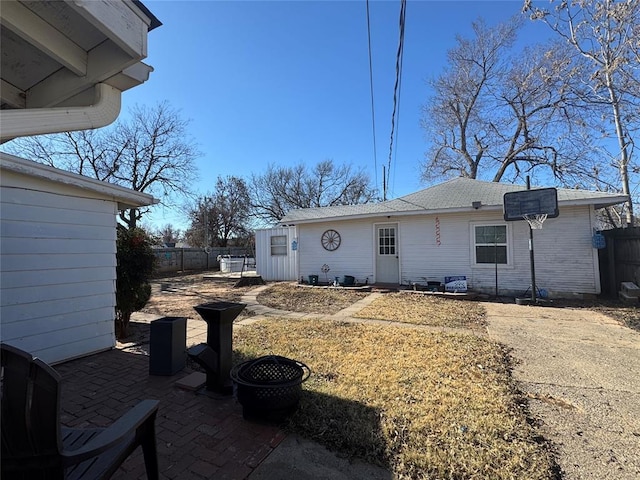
[233,319,556,480]
[257,282,369,314]
[140,273,254,320]
[354,292,486,331]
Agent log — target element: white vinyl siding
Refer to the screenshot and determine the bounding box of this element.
[1,172,119,364]
[501,205,599,296]
[399,213,471,286]
[297,220,375,285]
[398,207,599,296]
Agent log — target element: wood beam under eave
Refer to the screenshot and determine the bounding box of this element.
[25,40,135,109]
[0,0,87,76]
[1,80,26,108]
[69,0,148,60]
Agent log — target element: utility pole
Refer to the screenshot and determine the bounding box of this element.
[202,197,211,252]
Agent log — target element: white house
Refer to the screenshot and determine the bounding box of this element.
[0,153,157,363]
[259,178,628,298]
[0,0,160,363]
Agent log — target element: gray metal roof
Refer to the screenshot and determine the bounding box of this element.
[279,177,628,224]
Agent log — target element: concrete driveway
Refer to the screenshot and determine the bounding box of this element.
[485,302,640,479]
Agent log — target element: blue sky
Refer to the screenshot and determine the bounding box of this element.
[121,0,551,230]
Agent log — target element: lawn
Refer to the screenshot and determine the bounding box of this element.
[233,317,557,479]
[354,292,486,330]
[256,282,370,314]
[138,277,631,478]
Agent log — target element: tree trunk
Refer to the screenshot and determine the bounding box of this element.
[606,71,634,225]
[119,208,139,230]
[115,311,132,340]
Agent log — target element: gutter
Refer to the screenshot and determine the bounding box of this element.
[0,83,121,143]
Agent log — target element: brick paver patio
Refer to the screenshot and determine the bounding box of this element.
[55,318,286,480]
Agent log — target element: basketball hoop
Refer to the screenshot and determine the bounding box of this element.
[523,213,548,229]
[503,181,558,304]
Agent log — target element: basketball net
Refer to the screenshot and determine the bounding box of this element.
[523,213,547,229]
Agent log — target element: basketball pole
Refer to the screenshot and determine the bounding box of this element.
[526,176,537,304]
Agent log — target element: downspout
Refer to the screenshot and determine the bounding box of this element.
[0,83,121,143]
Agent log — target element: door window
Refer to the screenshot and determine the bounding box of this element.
[378,227,396,255]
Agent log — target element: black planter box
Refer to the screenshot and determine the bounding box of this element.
[149,316,187,375]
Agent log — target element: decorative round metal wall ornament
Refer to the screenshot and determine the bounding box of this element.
[321,229,341,251]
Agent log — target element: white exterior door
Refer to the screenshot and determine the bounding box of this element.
[375,224,399,284]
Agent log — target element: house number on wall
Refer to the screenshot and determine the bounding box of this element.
[321,229,341,251]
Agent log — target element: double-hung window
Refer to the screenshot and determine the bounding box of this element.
[474,225,508,264]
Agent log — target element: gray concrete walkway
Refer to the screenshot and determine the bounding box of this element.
[485,302,640,480]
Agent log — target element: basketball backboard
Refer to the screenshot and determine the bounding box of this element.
[503,187,559,221]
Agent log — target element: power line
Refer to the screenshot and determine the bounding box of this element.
[365,0,378,192]
[385,0,406,201]
[390,54,404,198]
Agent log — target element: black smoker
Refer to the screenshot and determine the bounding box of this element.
[187,301,246,395]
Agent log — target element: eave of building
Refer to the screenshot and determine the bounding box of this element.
[278,194,630,226]
[0,152,157,210]
[0,0,160,142]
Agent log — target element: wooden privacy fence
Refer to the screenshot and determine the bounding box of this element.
[598,227,640,296]
[153,247,252,273]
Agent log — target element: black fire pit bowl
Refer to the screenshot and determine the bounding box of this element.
[230,355,311,422]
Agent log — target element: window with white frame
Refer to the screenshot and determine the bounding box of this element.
[474,225,508,264]
[378,226,396,255]
[270,235,287,256]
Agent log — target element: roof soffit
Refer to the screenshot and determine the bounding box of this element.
[1,0,158,112]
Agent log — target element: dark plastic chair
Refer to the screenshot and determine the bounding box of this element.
[1,343,159,479]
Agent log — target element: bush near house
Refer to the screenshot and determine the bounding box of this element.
[116,227,155,339]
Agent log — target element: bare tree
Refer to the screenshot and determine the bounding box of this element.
[492,42,596,183]
[5,102,200,229]
[524,0,640,224]
[421,16,594,185]
[185,176,252,248]
[249,159,378,225]
[157,224,183,245]
[421,17,522,181]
